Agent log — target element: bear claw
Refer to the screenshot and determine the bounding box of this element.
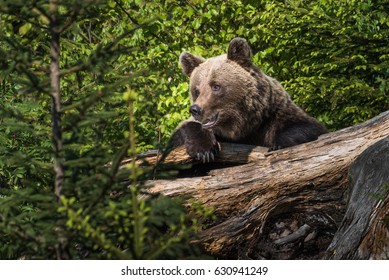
[194,149,217,163]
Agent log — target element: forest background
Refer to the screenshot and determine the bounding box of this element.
[0,0,388,259]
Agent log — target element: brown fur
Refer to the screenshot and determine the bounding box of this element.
[170,38,326,162]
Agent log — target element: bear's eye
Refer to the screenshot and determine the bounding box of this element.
[211,84,221,92]
[193,88,200,98]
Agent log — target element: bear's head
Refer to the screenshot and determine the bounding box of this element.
[179,38,263,141]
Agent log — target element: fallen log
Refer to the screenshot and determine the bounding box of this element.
[140,110,389,259]
[325,137,389,259]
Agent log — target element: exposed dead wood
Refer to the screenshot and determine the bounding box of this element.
[120,142,268,167]
[137,110,389,259]
[325,137,389,259]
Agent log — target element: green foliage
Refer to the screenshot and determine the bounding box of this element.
[0,0,211,259]
[255,0,389,129]
[58,186,209,259]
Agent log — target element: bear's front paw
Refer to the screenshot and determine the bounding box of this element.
[182,123,219,163]
[187,141,220,163]
[185,129,219,163]
[171,121,220,163]
[268,145,283,152]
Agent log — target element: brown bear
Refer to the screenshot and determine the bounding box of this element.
[170,37,326,162]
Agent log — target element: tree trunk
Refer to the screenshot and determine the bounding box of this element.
[324,137,389,259]
[49,0,69,260]
[49,0,64,200]
[139,110,389,259]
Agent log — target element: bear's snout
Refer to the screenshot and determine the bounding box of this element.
[190,104,202,120]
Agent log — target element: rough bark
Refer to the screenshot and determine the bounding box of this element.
[136,110,389,259]
[49,0,69,260]
[49,0,64,200]
[325,137,389,259]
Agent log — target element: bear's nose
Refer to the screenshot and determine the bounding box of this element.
[189,104,202,117]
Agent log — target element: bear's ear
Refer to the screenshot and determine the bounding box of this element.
[179,52,205,76]
[227,37,252,67]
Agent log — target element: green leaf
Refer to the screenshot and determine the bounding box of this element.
[18,23,32,35]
